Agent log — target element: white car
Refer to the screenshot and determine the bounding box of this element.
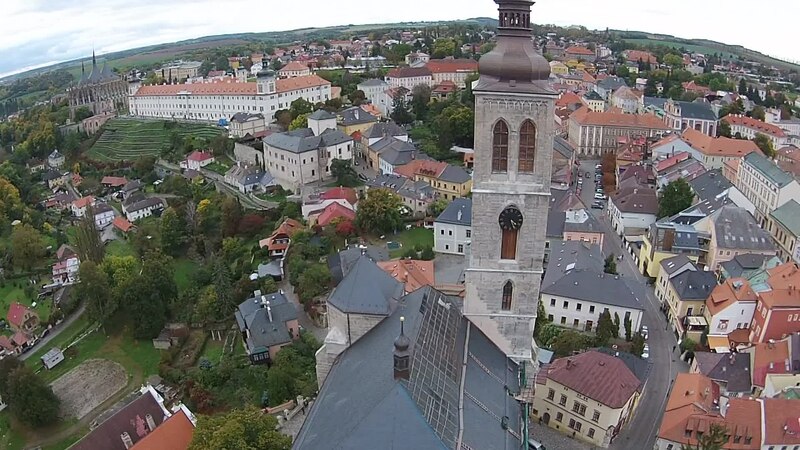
[641,344,650,359]
[594,193,607,200]
[640,325,649,340]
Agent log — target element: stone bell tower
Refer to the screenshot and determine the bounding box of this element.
[463,0,556,362]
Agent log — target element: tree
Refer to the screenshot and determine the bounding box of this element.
[0,176,22,226]
[681,423,729,450]
[76,261,116,330]
[390,95,414,125]
[209,134,233,158]
[432,38,457,59]
[221,197,243,238]
[275,110,292,129]
[189,405,291,450]
[128,251,176,338]
[738,78,747,95]
[0,356,23,399]
[348,89,366,106]
[411,84,431,120]
[428,198,449,217]
[289,113,310,131]
[624,316,632,341]
[613,313,621,339]
[420,246,435,260]
[73,205,105,264]
[604,254,617,275]
[356,189,403,234]
[631,333,645,357]
[160,207,188,256]
[297,264,331,304]
[658,178,694,219]
[595,310,616,347]
[330,159,359,187]
[533,301,551,339]
[289,98,313,119]
[334,219,356,237]
[552,330,588,357]
[751,105,766,121]
[433,104,474,150]
[11,223,45,270]
[717,120,731,138]
[753,133,776,158]
[663,53,684,69]
[7,366,60,427]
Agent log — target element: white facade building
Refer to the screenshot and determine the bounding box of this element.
[433,198,471,255]
[736,152,800,225]
[124,197,165,222]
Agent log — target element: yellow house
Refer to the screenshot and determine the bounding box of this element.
[532,350,643,448]
[337,106,379,136]
[663,269,716,340]
[638,219,707,279]
[653,255,697,306]
[395,160,472,201]
[549,61,569,75]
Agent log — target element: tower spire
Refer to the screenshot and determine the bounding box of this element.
[92,49,96,67]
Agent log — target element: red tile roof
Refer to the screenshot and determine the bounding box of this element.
[0,335,14,351]
[134,75,329,97]
[279,61,310,73]
[570,107,670,129]
[11,331,28,346]
[763,399,800,446]
[377,260,435,292]
[565,46,594,56]
[682,128,762,158]
[7,302,33,328]
[624,50,657,64]
[101,176,128,187]
[556,91,584,108]
[705,278,757,316]
[723,115,787,138]
[259,218,304,251]
[113,216,135,233]
[320,187,358,207]
[72,196,95,209]
[658,373,724,445]
[394,159,448,179]
[316,202,356,227]
[187,151,213,162]
[750,340,790,387]
[655,151,691,172]
[425,59,478,73]
[540,351,641,408]
[130,408,195,450]
[386,67,432,79]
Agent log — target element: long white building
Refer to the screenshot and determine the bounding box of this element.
[128,71,334,123]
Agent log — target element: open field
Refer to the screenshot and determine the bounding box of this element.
[86,118,223,162]
[0,282,52,329]
[622,38,738,60]
[51,359,128,420]
[378,227,434,258]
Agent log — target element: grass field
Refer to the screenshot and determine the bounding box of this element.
[85,118,223,162]
[622,38,738,60]
[173,258,200,292]
[382,227,434,258]
[0,282,52,328]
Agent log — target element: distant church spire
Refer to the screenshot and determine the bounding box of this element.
[92,49,97,67]
[81,60,85,76]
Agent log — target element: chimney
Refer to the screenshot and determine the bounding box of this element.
[393,316,411,380]
[145,414,156,432]
[566,359,574,369]
[121,432,134,449]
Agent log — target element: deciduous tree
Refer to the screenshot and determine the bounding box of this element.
[11,223,45,270]
[595,310,616,347]
[77,261,116,330]
[552,330,588,357]
[356,189,403,234]
[289,113,310,131]
[189,405,291,450]
[658,178,693,219]
[330,159,359,187]
[753,133,776,158]
[7,366,60,427]
[160,207,187,256]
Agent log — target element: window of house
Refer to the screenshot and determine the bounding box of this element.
[441,229,445,235]
[559,394,567,406]
[560,316,566,325]
[547,389,554,400]
[573,319,579,327]
[448,230,453,236]
[502,281,513,311]
[585,320,593,331]
[550,298,556,307]
[556,412,563,422]
[577,303,582,311]
[588,428,595,438]
[492,120,509,172]
[518,120,536,173]
[466,229,471,238]
[445,245,449,250]
[589,305,595,314]
[592,410,600,422]
[563,300,569,309]
[458,244,464,253]
[548,314,554,321]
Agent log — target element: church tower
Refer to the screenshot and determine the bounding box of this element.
[464,0,555,362]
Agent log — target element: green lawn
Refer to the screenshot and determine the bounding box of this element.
[198,339,224,365]
[105,240,135,258]
[0,411,26,450]
[0,282,52,328]
[173,258,199,292]
[621,38,738,60]
[24,315,92,368]
[205,161,231,175]
[383,227,434,258]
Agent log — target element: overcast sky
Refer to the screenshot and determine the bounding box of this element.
[1,0,796,79]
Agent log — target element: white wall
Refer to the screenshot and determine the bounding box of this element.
[434,222,471,255]
[707,302,755,335]
[608,199,656,235]
[542,293,643,337]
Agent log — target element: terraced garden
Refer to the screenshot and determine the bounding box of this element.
[85,118,223,162]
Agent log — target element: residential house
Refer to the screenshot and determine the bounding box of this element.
[120,180,144,200]
[736,152,800,226]
[258,218,303,258]
[610,86,643,114]
[551,136,577,189]
[540,269,644,335]
[277,61,311,78]
[664,268,717,340]
[123,194,165,222]
[532,351,644,447]
[234,290,299,364]
[365,135,416,173]
[425,58,478,88]
[704,278,758,340]
[129,406,196,450]
[654,255,697,307]
[662,99,718,137]
[623,50,657,66]
[745,338,793,390]
[112,216,135,236]
[376,259,435,294]
[607,185,659,237]
[224,162,274,193]
[555,198,605,247]
[367,173,436,218]
[593,76,627,100]
[71,196,95,217]
[724,115,788,148]
[311,202,356,227]
[357,78,390,115]
[362,121,407,146]
[434,198,471,255]
[749,262,800,343]
[336,106,379,136]
[655,152,707,189]
[705,206,775,270]
[101,176,128,189]
[681,129,760,170]
[394,159,472,200]
[568,107,669,155]
[52,244,80,284]
[582,91,606,112]
[45,191,76,211]
[93,203,116,229]
[765,200,800,263]
[301,186,358,220]
[404,51,430,66]
[180,151,215,171]
[385,66,432,90]
[6,302,39,334]
[47,149,65,168]
[564,46,596,62]
[549,60,569,75]
[690,352,752,396]
[42,170,69,189]
[639,212,709,279]
[718,253,782,284]
[229,112,266,138]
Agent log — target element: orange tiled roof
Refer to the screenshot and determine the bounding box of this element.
[762,399,800,446]
[279,61,310,72]
[112,216,135,233]
[425,59,478,73]
[658,373,722,444]
[377,260,435,292]
[556,91,584,108]
[682,128,762,158]
[316,202,355,227]
[624,50,657,64]
[320,187,358,206]
[130,408,195,450]
[723,115,787,138]
[570,107,670,129]
[101,176,128,187]
[135,75,329,97]
[751,340,790,387]
[394,159,448,179]
[565,46,594,56]
[259,218,303,250]
[72,196,95,209]
[765,262,800,290]
[7,302,34,328]
[706,278,757,316]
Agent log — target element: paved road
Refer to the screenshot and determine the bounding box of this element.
[575,159,687,450]
[20,305,86,361]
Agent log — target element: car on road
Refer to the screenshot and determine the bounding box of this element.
[594,193,607,200]
[527,438,546,450]
[591,201,604,209]
[358,173,368,182]
[642,344,650,359]
[640,325,649,340]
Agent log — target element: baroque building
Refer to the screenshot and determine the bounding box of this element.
[464,0,556,362]
[67,52,128,119]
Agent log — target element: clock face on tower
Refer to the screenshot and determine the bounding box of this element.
[498,206,523,231]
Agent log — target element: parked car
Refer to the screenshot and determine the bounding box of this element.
[642,344,650,359]
[594,193,607,200]
[591,203,604,210]
[640,325,649,340]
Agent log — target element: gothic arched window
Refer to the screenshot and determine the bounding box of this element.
[502,281,513,311]
[492,120,509,173]
[518,120,536,173]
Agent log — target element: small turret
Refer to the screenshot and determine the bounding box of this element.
[393,316,411,380]
[257,70,276,95]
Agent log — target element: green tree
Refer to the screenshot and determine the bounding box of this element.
[0,176,22,226]
[663,53,684,69]
[221,197,243,238]
[420,246,435,260]
[7,366,60,427]
[604,254,617,275]
[0,356,23,399]
[433,104,474,149]
[411,84,431,120]
[74,205,105,264]
[297,264,331,304]
[595,310,616,347]
[160,207,188,256]
[330,159,359,187]
[289,98,313,119]
[189,405,292,450]
[681,423,729,450]
[751,106,766,121]
[738,78,747,95]
[658,178,694,219]
[390,96,414,125]
[624,316,632,341]
[432,38,457,59]
[11,223,45,270]
[717,121,732,137]
[76,261,116,330]
[289,113,310,131]
[533,301,551,339]
[209,134,233,158]
[631,333,645,357]
[552,330,588,357]
[428,198,449,217]
[753,133,776,158]
[127,251,176,338]
[356,189,403,234]
[613,312,621,339]
[348,89,366,106]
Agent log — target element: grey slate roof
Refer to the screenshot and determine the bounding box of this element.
[337,106,378,126]
[597,76,627,91]
[231,112,264,123]
[371,136,416,165]
[659,255,696,276]
[644,96,668,109]
[721,254,772,279]
[368,173,436,203]
[669,270,717,301]
[439,165,471,183]
[583,90,604,101]
[711,206,775,251]
[770,200,800,236]
[364,121,407,140]
[541,269,644,311]
[327,255,404,315]
[307,109,336,121]
[543,241,604,289]
[694,351,752,393]
[294,287,524,450]
[264,128,353,154]
[689,169,731,203]
[327,246,389,284]
[435,198,471,227]
[234,291,297,352]
[121,179,143,193]
[675,100,717,121]
[744,152,794,187]
[553,136,575,159]
[125,196,164,213]
[594,347,652,383]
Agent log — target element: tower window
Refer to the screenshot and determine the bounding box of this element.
[502,281,513,311]
[492,120,509,173]
[519,120,536,173]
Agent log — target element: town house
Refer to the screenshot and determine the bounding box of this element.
[434,198,472,255]
[735,152,800,226]
[234,290,299,364]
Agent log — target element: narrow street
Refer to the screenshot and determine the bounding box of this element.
[574,159,688,450]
